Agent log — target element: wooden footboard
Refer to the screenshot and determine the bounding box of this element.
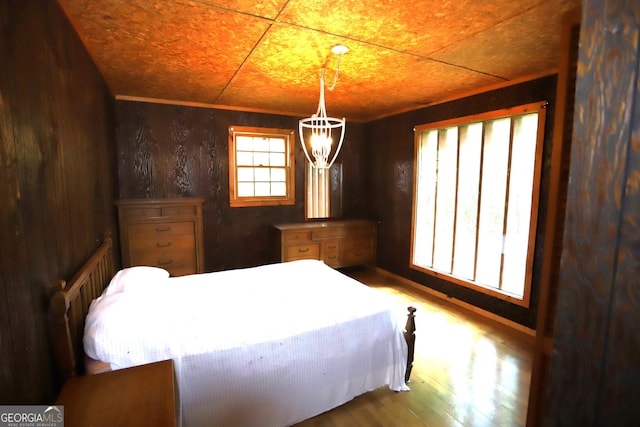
[404,306,417,383]
[50,233,116,381]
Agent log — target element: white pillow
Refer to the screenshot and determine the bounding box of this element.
[104,266,170,295]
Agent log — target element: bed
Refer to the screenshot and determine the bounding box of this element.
[50,234,416,427]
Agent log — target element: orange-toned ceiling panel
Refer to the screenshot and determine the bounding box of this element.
[195,0,287,19]
[431,0,582,80]
[215,23,351,117]
[59,0,272,103]
[278,0,544,56]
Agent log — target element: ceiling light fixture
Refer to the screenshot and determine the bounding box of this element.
[299,44,349,169]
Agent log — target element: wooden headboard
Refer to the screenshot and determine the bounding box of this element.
[50,233,116,381]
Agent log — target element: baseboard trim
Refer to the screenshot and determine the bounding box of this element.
[375,267,536,337]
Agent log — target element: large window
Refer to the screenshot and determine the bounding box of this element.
[228,126,295,207]
[411,102,547,306]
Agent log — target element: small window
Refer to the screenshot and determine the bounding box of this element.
[228,126,295,207]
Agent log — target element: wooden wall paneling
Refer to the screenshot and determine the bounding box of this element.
[0,3,31,402]
[599,87,640,424]
[0,0,117,403]
[526,7,580,426]
[3,0,64,403]
[544,0,640,424]
[589,0,640,424]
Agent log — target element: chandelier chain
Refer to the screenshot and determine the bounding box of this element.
[325,52,343,91]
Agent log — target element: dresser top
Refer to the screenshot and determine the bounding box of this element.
[273,219,376,231]
[116,197,204,206]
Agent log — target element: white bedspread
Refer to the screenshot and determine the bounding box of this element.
[84,260,409,426]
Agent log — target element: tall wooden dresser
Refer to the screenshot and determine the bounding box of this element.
[273,220,377,268]
[117,198,204,276]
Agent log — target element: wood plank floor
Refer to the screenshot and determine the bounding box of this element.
[294,268,534,427]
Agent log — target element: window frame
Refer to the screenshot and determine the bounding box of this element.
[228,126,295,207]
[410,101,547,307]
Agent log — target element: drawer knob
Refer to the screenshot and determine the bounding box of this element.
[156,242,172,248]
[155,226,171,232]
[157,259,173,266]
[298,247,309,253]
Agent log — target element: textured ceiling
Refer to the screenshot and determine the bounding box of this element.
[58,0,580,122]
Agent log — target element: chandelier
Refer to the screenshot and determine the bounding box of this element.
[299,45,349,169]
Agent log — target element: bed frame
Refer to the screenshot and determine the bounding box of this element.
[50,234,416,383]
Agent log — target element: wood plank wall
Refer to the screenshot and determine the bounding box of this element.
[0,1,117,403]
[543,0,640,424]
[115,102,368,271]
[364,76,558,329]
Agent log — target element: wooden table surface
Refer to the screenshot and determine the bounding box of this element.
[56,359,177,427]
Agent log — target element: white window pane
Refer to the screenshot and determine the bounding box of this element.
[253,137,269,152]
[476,118,510,288]
[413,130,438,268]
[452,123,482,280]
[307,166,330,218]
[253,152,269,166]
[255,182,270,196]
[271,167,286,182]
[270,152,286,166]
[433,127,457,273]
[270,137,286,152]
[237,167,254,182]
[254,167,270,182]
[271,182,287,196]
[236,136,253,151]
[502,113,538,297]
[237,182,254,197]
[236,151,253,166]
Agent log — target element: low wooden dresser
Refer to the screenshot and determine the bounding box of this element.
[117,198,204,276]
[273,220,377,268]
[56,359,178,427]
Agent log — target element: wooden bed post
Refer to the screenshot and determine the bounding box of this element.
[404,306,416,383]
[50,279,77,381]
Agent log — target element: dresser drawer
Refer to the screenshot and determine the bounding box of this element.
[344,237,373,251]
[343,237,374,265]
[129,221,195,239]
[122,207,163,219]
[343,248,374,265]
[283,230,312,243]
[162,205,197,216]
[323,240,340,254]
[129,232,195,254]
[121,204,198,219]
[322,240,341,267]
[285,243,320,261]
[312,227,347,239]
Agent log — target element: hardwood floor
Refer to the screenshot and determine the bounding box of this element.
[294,268,534,427]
